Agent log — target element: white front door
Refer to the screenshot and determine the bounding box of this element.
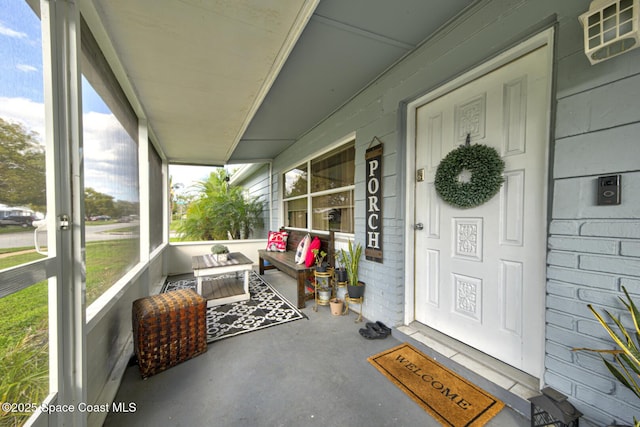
[414,45,550,377]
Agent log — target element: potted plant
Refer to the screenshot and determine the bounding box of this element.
[334,253,348,283]
[573,286,639,427]
[312,248,331,305]
[330,298,343,316]
[338,240,364,299]
[210,244,229,262]
[311,248,328,272]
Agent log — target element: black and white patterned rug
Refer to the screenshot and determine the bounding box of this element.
[162,272,306,343]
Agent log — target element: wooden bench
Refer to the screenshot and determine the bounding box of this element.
[258,228,334,309]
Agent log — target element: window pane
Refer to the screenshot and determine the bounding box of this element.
[311,143,354,193]
[312,190,354,232]
[284,164,307,198]
[82,77,140,307]
[0,279,48,427]
[0,2,50,423]
[285,198,307,229]
[0,0,47,262]
[149,143,163,252]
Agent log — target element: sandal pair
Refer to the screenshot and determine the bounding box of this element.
[359,321,392,339]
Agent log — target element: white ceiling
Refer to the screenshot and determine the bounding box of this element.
[85,0,474,165]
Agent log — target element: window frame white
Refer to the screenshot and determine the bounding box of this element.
[281,132,356,234]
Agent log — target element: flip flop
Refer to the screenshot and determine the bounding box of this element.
[359,326,386,339]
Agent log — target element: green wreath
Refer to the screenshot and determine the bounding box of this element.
[434,144,505,209]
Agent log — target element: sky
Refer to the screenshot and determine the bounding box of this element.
[0,0,221,204]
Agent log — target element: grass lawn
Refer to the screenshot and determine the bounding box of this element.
[0,239,138,352]
[0,238,138,425]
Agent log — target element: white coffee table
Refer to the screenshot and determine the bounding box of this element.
[192,252,253,307]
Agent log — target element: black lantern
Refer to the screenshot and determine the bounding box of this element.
[529,387,582,427]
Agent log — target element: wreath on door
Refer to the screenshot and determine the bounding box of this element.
[434,143,505,209]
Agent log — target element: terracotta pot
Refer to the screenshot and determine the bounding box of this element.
[330,298,343,316]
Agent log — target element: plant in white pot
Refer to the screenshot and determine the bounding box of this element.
[312,248,332,305]
[210,244,229,262]
[338,240,364,299]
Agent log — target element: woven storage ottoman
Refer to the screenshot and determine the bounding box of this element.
[132,288,207,378]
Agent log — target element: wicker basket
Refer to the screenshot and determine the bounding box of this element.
[132,288,207,378]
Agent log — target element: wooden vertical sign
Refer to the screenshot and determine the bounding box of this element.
[365,143,383,263]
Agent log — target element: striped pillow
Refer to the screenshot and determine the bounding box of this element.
[294,233,311,264]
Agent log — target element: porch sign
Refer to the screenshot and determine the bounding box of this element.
[366,143,383,263]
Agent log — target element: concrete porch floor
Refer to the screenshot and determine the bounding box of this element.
[104,270,529,426]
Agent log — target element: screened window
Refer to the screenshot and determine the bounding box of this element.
[0,2,50,425]
[283,141,355,233]
[81,20,140,308]
[149,142,163,252]
[82,77,140,307]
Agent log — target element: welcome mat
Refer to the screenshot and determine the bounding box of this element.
[368,343,504,427]
[162,272,305,343]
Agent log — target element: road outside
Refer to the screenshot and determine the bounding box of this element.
[0,222,138,250]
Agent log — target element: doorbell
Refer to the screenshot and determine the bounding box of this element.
[597,174,621,205]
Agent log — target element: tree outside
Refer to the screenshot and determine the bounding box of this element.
[0,118,46,213]
[177,170,264,240]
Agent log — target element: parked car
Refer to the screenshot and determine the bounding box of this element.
[0,215,36,227]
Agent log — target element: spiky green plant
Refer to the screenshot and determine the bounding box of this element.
[338,240,362,287]
[574,286,640,426]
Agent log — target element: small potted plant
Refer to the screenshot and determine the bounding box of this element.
[334,253,348,283]
[333,253,348,301]
[329,297,343,316]
[338,240,364,299]
[210,244,229,262]
[311,248,328,272]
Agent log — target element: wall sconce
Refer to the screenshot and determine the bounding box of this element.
[579,0,639,64]
[529,387,582,426]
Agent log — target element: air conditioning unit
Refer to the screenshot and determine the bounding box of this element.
[579,0,640,64]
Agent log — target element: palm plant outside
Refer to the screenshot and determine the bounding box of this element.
[177,170,264,241]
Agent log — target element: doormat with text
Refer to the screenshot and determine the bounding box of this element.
[368,343,504,426]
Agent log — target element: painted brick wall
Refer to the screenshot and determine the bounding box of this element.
[266,1,640,422]
[547,221,640,424]
[548,47,640,424]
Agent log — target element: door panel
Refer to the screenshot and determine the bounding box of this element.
[414,46,549,376]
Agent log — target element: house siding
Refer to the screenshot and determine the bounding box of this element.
[266,0,640,423]
[548,0,640,417]
[232,163,271,239]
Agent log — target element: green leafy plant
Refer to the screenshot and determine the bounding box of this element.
[178,170,264,240]
[210,244,229,254]
[311,248,327,268]
[338,240,363,286]
[574,286,640,426]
